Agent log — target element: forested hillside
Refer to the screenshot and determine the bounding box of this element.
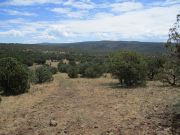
[0,40,165,55]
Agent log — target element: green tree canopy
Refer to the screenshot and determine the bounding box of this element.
[0,57,30,95]
[109,51,147,86]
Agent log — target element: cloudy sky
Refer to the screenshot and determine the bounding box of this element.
[0,0,180,43]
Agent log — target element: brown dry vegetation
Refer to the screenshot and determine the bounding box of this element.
[46,60,59,68]
[0,73,179,135]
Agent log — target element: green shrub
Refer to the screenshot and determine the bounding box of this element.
[0,57,30,95]
[29,70,38,84]
[159,15,180,86]
[109,51,147,86]
[158,61,180,86]
[78,63,90,75]
[35,66,53,83]
[22,58,34,66]
[49,67,58,74]
[69,60,76,66]
[67,66,78,78]
[34,57,46,64]
[146,56,165,80]
[58,63,69,73]
[83,64,104,78]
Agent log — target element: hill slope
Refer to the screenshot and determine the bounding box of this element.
[0,41,165,55]
[40,41,166,55]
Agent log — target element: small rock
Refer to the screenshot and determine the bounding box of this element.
[94,125,98,128]
[49,119,57,127]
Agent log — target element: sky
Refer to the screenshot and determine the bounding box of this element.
[0,0,180,43]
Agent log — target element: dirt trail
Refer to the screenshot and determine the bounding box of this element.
[0,73,180,135]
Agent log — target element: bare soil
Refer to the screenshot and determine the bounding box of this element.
[0,73,179,135]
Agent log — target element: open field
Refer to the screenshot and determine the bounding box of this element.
[0,73,180,135]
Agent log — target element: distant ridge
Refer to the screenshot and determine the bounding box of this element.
[0,40,165,55]
[39,40,165,55]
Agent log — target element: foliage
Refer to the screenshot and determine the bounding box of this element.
[82,64,104,78]
[69,60,76,66]
[35,65,53,83]
[58,62,70,73]
[49,66,58,74]
[0,57,30,95]
[29,70,38,84]
[146,56,165,80]
[109,51,147,86]
[67,66,79,78]
[78,62,90,75]
[21,57,34,66]
[166,14,180,59]
[34,56,46,64]
[158,61,180,86]
[159,15,180,86]
[171,101,180,134]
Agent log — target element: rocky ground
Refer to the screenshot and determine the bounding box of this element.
[0,73,179,135]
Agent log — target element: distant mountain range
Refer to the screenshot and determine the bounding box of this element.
[0,40,166,55]
[40,40,166,55]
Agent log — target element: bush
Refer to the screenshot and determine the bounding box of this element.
[78,63,90,75]
[29,70,38,84]
[159,15,180,86]
[22,58,34,66]
[67,66,78,78]
[146,56,165,80]
[35,66,53,83]
[69,60,76,66]
[58,62,69,73]
[49,67,58,74]
[109,51,147,86]
[158,61,180,86]
[0,57,30,95]
[83,64,104,78]
[34,57,46,65]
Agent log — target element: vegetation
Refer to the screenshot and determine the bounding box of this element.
[159,14,180,86]
[171,101,180,134]
[29,70,38,84]
[82,64,104,78]
[158,61,180,86]
[0,57,29,95]
[49,66,58,75]
[58,62,70,73]
[35,66,53,83]
[109,51,147,86]
[146,56,165,80]
[67,66,79,78]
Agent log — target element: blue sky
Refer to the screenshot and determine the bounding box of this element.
[0,0,180,43]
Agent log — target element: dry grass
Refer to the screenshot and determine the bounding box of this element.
[0,73,179,135]
[46,60,59,68]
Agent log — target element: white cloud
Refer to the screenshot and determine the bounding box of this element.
[47,4,180,41]
[63,0,96,9]
[164,0,180,5]
[3,9,36,16]
[150,0,180,7]
[51,7,88,18]
[1,0,62,6]
[51,8,71,14]
[111,2,144,13]
[0,29,26,37]
[93,12,115,19]
[0,0,180,42]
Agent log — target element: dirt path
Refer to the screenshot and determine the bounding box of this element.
[0,73,180,135]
